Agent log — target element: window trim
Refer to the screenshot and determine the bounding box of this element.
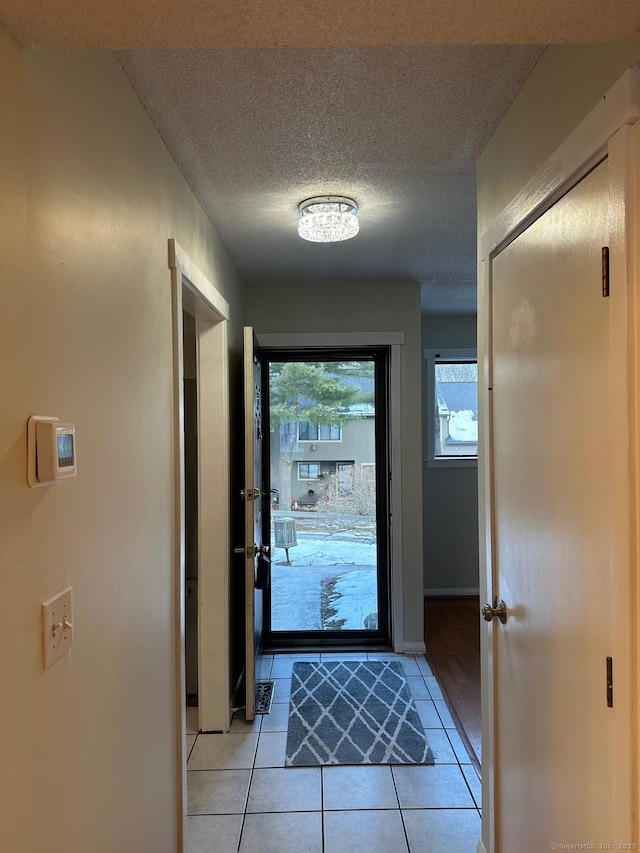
[424,347,478,469]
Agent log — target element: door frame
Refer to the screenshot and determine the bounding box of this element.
[169,239,231,852]
[259,345,391,648]
[477,68,640,853]
[256,332,407,652]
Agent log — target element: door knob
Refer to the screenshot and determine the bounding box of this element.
[482,599,507,624]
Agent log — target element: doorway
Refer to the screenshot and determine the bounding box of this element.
[169,240,232,852]
[489,155,626,850]
[261,348,391,649]
[183,311,199,705]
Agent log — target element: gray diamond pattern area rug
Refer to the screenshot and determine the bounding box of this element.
[285,660,435,767]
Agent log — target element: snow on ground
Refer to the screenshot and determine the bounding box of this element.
[325,570,378,630]
[270,533,377,632]
[272,534,376,568]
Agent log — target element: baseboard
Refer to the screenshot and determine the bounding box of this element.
[424,587,480,597]
[403,641,427,654]
[477,839,487,853]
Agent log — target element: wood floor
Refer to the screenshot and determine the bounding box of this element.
[424,596,481,769]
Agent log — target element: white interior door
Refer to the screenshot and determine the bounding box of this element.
[243,326,266,721]
[489,158,634,849]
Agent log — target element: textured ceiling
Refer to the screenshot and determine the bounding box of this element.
[117,45,544,313]
[1,0,638,49]
[2,2,638,314]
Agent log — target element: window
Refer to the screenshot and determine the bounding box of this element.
[298,422,341,441]
[298,421,317,441]
[298,462,320,480]
[425,348,478,467]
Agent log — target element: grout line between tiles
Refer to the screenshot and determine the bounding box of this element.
[392,767,412,853]
[236,761,255,852]
[320,763,326,850]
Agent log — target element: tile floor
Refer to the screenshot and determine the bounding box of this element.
[185,653,481,853]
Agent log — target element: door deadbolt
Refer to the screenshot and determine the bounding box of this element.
[481,599,507,625]
[233,544,270,558]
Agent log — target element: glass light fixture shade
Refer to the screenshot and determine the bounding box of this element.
[297,196,359,243]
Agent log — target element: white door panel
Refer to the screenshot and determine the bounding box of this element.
[490,159,630,849]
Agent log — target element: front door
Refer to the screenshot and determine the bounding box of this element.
[489,159,634,848]
[243,327,266,721]
[262,349,391,648]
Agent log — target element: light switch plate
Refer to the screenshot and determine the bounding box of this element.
[42,587,73,669]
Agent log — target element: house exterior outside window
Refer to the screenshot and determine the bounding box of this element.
[298,462,320,480]
[298,422,341,441]
[271,373,376,508]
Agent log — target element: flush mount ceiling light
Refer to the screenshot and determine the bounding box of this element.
[297,196,359,243]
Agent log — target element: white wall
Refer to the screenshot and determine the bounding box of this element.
[478,43,640,233]
[0,32,245,853]
[421,315,479,593]
[246,283,424,648]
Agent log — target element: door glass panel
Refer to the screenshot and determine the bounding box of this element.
[268,359,380,633]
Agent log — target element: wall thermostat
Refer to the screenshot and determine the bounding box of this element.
[27,416,77,488]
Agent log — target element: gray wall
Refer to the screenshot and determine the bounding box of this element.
[422,315,479,593]
[247,282,425,648]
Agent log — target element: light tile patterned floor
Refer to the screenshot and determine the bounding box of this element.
[186,653,481,853]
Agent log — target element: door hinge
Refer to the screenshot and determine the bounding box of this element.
[606,656,613,707]
[602,247,610,298]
